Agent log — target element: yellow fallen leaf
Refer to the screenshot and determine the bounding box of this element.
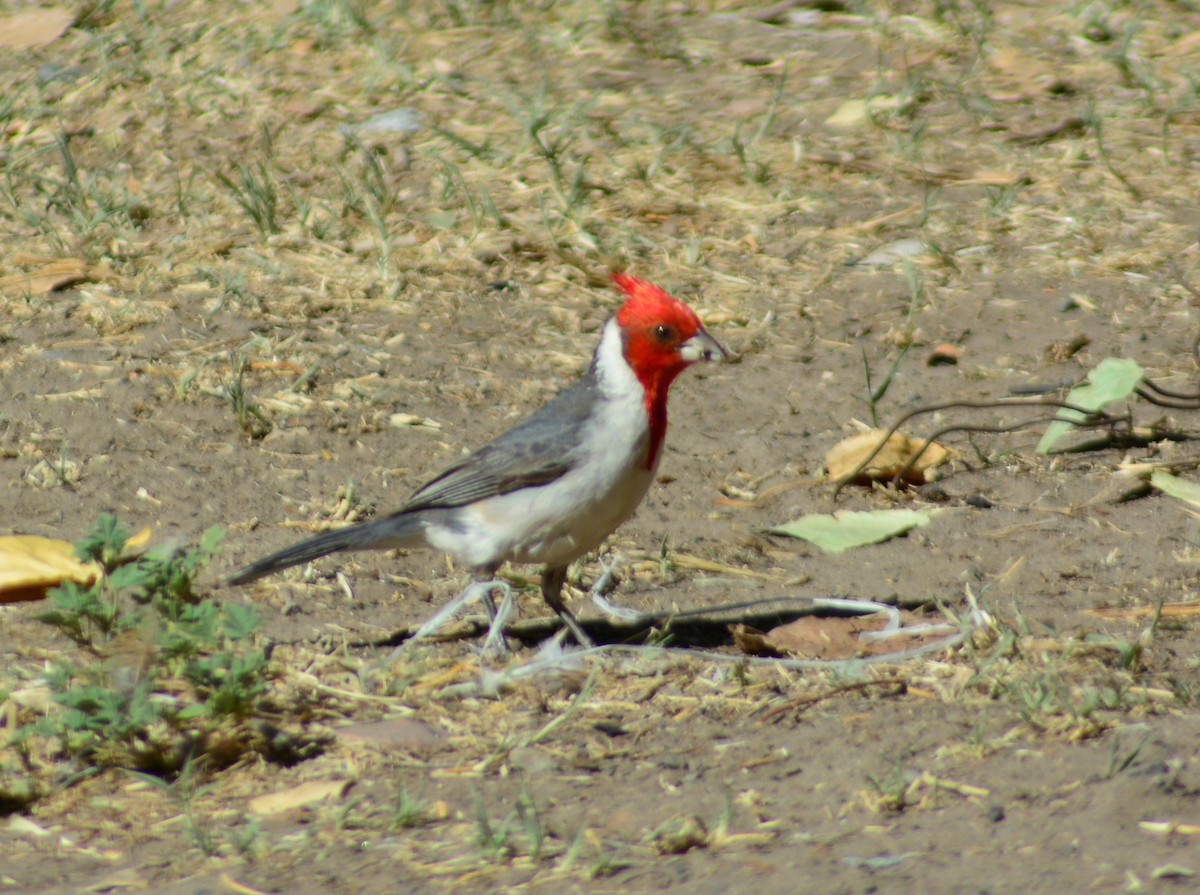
[0,7,74,50]
[0,535,101,603]
[248,780,353,817]
[122,526,153,557]
[826,429,956,486]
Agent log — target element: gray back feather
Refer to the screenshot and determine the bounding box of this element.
[403,366,603,511]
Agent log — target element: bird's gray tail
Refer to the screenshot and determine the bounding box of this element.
[228,512,425,585]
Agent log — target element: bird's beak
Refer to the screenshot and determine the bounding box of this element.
[680,327,729,364]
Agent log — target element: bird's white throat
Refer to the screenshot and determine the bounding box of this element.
[594,317,644,402]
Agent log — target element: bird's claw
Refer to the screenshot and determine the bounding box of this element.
[588,556,642,623]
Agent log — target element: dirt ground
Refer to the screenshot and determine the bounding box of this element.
[3,2,1200,893]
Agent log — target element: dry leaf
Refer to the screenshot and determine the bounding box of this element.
[0,535,101,603]
[734,611,952,661]
[826,429,955,486]
[248,780,353,817]
[334,718,447,751]
[0,259,96,297]
[857,237,927,267]
[0,7,74,50]
[122,526,153,556]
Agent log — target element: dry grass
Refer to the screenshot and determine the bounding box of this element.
[3,1,1200,891]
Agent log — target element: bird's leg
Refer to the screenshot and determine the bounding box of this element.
[587,554,642,623]
[396,578,511,653]
[479,581,515,657]
[541,564,595,648]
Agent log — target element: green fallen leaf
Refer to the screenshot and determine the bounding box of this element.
[1151,864,1195,880]
[767,509,935,554]
[1150,471,1200,508]
[1037,358,1143,454]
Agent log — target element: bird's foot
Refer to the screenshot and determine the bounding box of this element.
[587,555,642,623]
[555,606,596,649]
[389,579,513,661]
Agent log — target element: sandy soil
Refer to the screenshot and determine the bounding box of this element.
[2,2,1199,893]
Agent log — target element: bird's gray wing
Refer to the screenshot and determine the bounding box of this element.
[403,370,601,511]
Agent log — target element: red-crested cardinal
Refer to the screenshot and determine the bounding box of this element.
[229,274,728,645]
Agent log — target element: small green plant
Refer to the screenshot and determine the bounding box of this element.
[430,151,507,235]
[858,258,924,426]
[225,816,265,859]
[859,343,911,428]
[471,789,516,863]
[468,786,551,864]
[222,353,273,439]
[284,181,335,241]
[865,761,914,814]
[1104,730,1152,779]
[1083,101,1141,199]
[390,785,433,830]
[333,795,369,832]
[0,128,142,251]
[930,0,994,51]
[217,161,280,238]
[14,514,273,776]
[516,787,545,861]
[128,759,219,855]
[506,87,597,228]
[216,132,281,240]
[166,361,206,402]
[725,65,787,186]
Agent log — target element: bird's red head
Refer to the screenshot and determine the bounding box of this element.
[614,274,708,382]
[612,273,727,467]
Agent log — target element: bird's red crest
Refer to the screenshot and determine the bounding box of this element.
[612,274,702,341]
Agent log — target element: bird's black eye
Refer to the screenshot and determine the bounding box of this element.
[654,324,675,342]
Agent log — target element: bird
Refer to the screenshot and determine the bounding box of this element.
[229,274,728,646]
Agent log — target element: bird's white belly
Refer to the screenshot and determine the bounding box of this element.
[426,448,655,569]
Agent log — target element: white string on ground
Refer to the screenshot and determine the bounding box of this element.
[813,597,900,632]
[812,597,961,643]
[443,596,983,697]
